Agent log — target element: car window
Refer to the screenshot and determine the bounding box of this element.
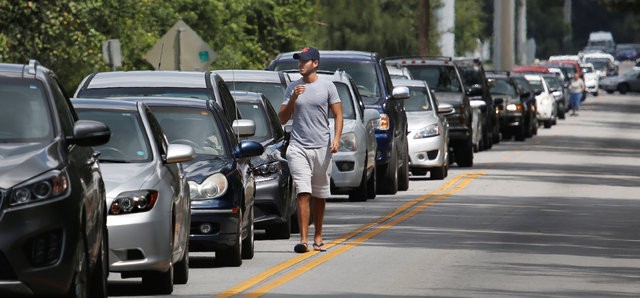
[77,109,152,163]
[331,82,355,120]
[273,60,381,102]
[489,78,518,97]
[77,87,212,100]
[217,81,240,123]
[145,106,168,157]
[457,65,484,88]
[228,82,286,109]
[405,65,462,93]
[404,86,432,112]
[151,107,226,156]
[48,78,76,136]
[236,101,271,142]
[0,78,53,144]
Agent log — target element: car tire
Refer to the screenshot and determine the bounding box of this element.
[430,165,446,180]
[241,206,254,260]
[366,164,376,200]
[173,241,189,285]
[544,120,552,128]
[349,164,369,202]
[377,147,398,195]
[289,212,300,234]
[606,90,614,94]
[411,168,428,176]
[89,226,109,298]
[397,142,409,191]
[454,139,473,168]
[216,212,242,267]
[515,125,526,141]
[67,236,89,298]
[618,83,629,94]
[142,266,174,294]
[267,218,291,240]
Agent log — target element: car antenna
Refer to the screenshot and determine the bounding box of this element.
[232,61,241,140]
[158,42,164,70]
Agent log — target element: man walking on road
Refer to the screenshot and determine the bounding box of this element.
[278,47,343,253]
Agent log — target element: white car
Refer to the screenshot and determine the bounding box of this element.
[469,99,486,152]
[73,99,194,294]
[580,62,599,96]
[517,74,557,128]
[289,70,380,201]
[392,79,452,180]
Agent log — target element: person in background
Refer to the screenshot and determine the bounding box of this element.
[568,72,585,116]
[278,47,343,253]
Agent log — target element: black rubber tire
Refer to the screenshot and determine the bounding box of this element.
[142,266,174,294]
[454,139,473,168]
[67,239,89,298]
[543,120,552,129]
[430,165,446,180]
[377,149,398,195]
[217,210,242,267]
[411,168,428,176]
[173,241,189,285]
[348,164,369,202]
[89,227,108,298]
[241,207,254,260]
[618,84,629,94]
[397,144,409,191]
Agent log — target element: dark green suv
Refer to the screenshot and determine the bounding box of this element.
[0,60,110,297]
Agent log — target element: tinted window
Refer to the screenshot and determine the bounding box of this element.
[49,78,76,135]
[236,101,272,142]
[0,78,53,143]
[404,86,433,112]
[78,87,212,100]
[151,107,226,156]
[489,78,518,97]
[405,65,462,93]
[331,83,355,120]
[77,109,152,163]
[457,65,484,87]
[274,61,380,102]
[228,82,286,109]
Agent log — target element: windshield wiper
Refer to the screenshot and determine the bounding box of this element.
[99,159,129,163]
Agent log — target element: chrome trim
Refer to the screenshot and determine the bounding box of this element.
[190,208,234,214]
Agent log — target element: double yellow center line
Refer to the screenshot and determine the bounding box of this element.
[216,171,485,298]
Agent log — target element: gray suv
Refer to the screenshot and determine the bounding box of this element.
[0,60,111,297]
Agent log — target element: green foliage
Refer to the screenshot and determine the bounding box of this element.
[526,0,569,59]
[455,0,486,56]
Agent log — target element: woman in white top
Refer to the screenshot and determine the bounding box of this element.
[568,72,585,116]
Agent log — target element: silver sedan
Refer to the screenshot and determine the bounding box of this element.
[73,99,194,295]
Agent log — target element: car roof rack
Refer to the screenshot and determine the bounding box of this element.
[24,59,40,76]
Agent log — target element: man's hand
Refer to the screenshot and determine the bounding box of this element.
[330,139,339,153]
[291,84,306,101]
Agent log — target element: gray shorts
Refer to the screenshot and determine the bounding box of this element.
[286,144,332,198]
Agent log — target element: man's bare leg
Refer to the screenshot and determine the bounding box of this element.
[297,192,311,247]
[311,196,325,246]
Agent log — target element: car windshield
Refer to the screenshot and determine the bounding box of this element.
[273,60,381,103]
[544,77,562,90]
[76,109,152,163]
[236,101,272,142]
[405,65,463,93]
[489,78,518,97]
[403,86,433,112]
[585,59,609,71]
[331,82,356,119]
[0,78,53,144]
[582,66,595,73]
[524,78,544,93]
[512,77,532,93]
[151,107,226,156]
[228,82,285,111]
[457,65,483,88]
[78,87,212,100]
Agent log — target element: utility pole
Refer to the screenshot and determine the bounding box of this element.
[418,0,430,56]
[563,0,572,52]
[493,0,515,71]
[516,0,527,65]
[435,0,455,57]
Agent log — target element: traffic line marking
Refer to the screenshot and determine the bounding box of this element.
[214,171,485,298]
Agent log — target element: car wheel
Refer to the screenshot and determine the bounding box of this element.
[454,139,473,168]
[377,147,398,195]
[68,239,89,298]
[366,164,376,200]
[411,168,428,176]
[430,165,446,180]
[349,163,369,202]
[397,142,409,191]
[267,219,291,239]
[618,83,629,94]
[216,211,242,267]
[173,241,189,285]
[543,120,552,128]
[241,206,254,260]
[606,90,614,94]
[142,266,174,294]
[88,226,108,298]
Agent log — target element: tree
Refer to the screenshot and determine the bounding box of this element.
[455,0,487,56]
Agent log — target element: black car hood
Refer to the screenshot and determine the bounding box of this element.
[0,141,62,189]
[434,91,464,105]
[182,155,234,183]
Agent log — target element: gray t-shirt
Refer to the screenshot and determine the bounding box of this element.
[282,77,341,148]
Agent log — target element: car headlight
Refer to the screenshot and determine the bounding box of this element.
[413,123,440,139]
[339,132,357,152]
[189,173,228,200]
[506,104,522,112]
[109,190,158,215]
[252,161,282,176]
[377,113,389,130]
[10,169,69,206]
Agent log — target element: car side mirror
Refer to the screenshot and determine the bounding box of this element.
[165,144,195,164]
[466,84,483,96]
[232,119,256,137]
[235,140,264,158]
[71,120,111,146]
[437,103,455,116]
[363,108,381,124]
[391,86,410,100]
[519,92,531,99]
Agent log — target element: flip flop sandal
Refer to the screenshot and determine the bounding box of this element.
[313,242,326,252]
[294,242,309,253]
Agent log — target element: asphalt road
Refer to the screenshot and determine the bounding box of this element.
[108,88,640,297]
